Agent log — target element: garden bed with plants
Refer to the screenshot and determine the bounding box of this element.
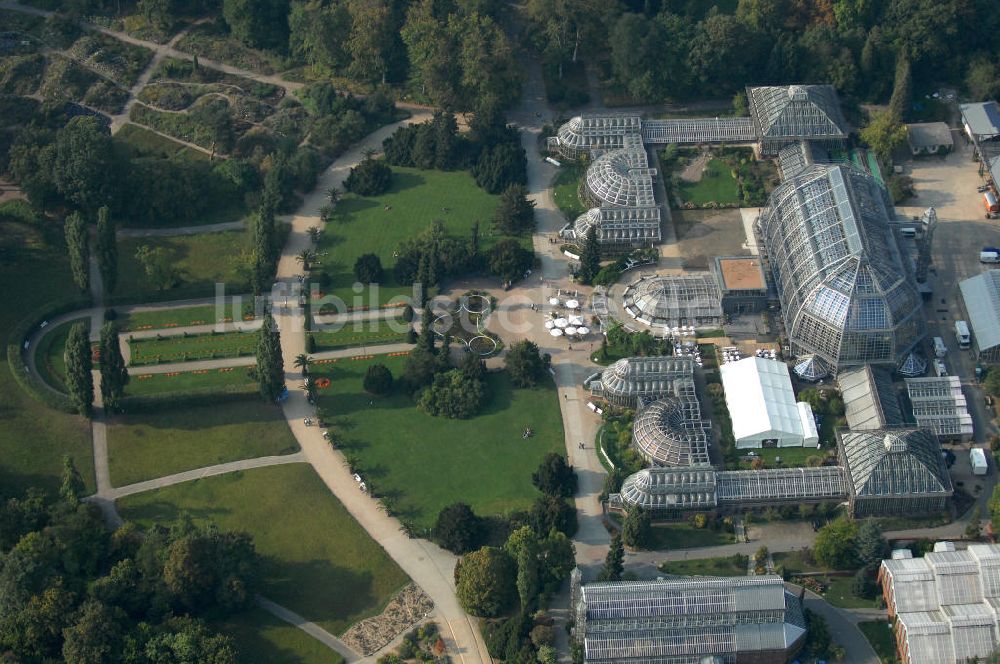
[660,146,778,209]
[127,330,258,365]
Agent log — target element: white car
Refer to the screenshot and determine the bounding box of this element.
[353,473,362,484]
[303,418,313,426]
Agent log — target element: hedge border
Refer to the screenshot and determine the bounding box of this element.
[118,382,260,414]
[6,297,93,414]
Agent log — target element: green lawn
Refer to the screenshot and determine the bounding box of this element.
[127,366,254,396]
[551,163,588,222]
[658,555,746,577]
[106,401,298,486]
[676,159,740,206]
[312,355,565,530]
[34,316,89,392]
[114,123,210,162]
[311,316,408,351]
[819,575,880,609]
[0,211,95,497]
[645,524,734,550]
[117,231,252,302]
[128,330,258,366]
[315,167,500,309]
[773,549,826,575]
[859,620,899,664]
[212,607,343,664]
[734,445,829,470]
[118,464,410,636]
[119,304,234,331]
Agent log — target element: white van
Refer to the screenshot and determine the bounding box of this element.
[981,250,1000,264]
[933,336,948,358]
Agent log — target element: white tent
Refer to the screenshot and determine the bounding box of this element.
[720,356,819,448]
[566,299,580,309]
[549,297,560,306]
[544,320,555,329]
[569,315,585,326]
[554,318,569,328]
[565,326,579,335]
[550,328,564,337]
[577,326,590,335]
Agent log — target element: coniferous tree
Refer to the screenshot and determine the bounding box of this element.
[95,206,117,294]
[255,313,285,402]
[622,508,652,550]
[577,226,600,285]
[493,184,536,235]
[64,321,93,417]
[419,306,436,353]
[64,212,90,293]
[469,220,480,260]
[60,454,85,506]
[516,536,540,610]
[99,321,128,413]
[598,534,624,582]
[252,204,276,295]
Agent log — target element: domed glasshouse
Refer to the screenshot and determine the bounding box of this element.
[631,397,711,467]
[583,139,656,208]
[561,206,661,253]
[622,274,723,329]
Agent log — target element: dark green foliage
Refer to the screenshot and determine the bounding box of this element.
[418,369,488,419]
[531,453,577,498]
[505,340,549,388]
[515,537,540,610]
[622,508,651,550]
[598,534,624,582]
[344,156,393,196]
[53,116,118,215]
[434,503,483,555]
[252,204,277,295]
[473,142,527,195]
[577,226,600,285]
[354,253,383,284]
[852,563,880,600]
[394,221,472,287]
[889,55,912,118]
[401,345,438,392]
[64,212,90,293]
[801,608,834,660]
[855,520,888,566]
[529,495,577,538]
[222,0,290,50]
[486,238,533,284]
[98,322,128,414]
[455,547,516,618]
[60,455,85,508]
[95,207,117,294]
[383,113,459,170]
[162,529,258,612]
[460,351,486,383]
[363,363,393,396]
[306,333,316,353]
[813,517,860,570]
[255,313,284,402]
[493,184,535,235]
[401,304,414,322]
[64,322,93,417]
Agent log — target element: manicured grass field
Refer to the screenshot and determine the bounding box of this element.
[114,123,210,162]
[117,231,252,302]
[128,330,258,365]
[859,620,899,663]
[645,524,734,550]
[0,211,94,496]
[34,316,89,392]
[119,304,230,331]
[212,607,343,664]
[311,316,409,351]
[735,445,829,470]
[552,163,587,222]
[106,400,298,486]
[658,554,747,577]
[676,159,740,206]
[127,366,255,396]
[818,575,880,609]
[312,355,565,529]
[773,549,826,575]
[315,167,500,309]
[118,464,410,636]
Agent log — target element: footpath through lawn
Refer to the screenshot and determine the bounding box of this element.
[118,464,410,636]
[211,606,344,664]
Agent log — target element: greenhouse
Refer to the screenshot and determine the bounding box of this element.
[838,428,953,518]
[905,376,974,440]
[583,139,657,208]
[573,575,806,664]
[748,84,849,155]
[776,140,830,179]
[561,206,661,252]
[549,114,643,158]
[622,274,723,329]
[758,163,925,374]
[631,396,711,467]
[586,356,697,408]
[617,467,718,516]
[839,365,904,431]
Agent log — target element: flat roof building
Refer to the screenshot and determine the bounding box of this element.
[959,270,1000,361]
[712,256,770,315]
[574,575,806,664]
[906,123,954,155]
[879,543,1000,664]
[720,356,818,448]
[905,376,974,440]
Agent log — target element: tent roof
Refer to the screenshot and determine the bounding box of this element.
[720,357,812,440]
[960,270,1000,352]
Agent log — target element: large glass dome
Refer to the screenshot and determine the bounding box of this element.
[632,398,711,467]
[584,145,656,207]
[622,274,722,328]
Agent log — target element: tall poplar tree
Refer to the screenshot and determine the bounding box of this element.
[64,212,90,293]
[255,313,285,402]
[598,533,624,582]
[96,206,117,294]
[577,225,601,284]
[64,321,93,417]
[99,321,128,413]
[252,204,276,295]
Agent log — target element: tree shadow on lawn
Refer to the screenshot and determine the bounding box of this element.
[121,499,234,525]
[261,558,382,629]
[108,402,288,432]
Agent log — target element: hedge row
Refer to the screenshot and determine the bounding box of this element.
[118,382,260,414]
[5,297,93,414]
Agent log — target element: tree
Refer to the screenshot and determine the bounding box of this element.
[434,503,483,554]
[62,600,125,664]
[486,238,533,284]
[419,306,435,352]
[293,353,312,376]
[134,245,179,291]
[95,207,117,294]
[966,504,983,540]
[851,563,880,600]
[98,322,128,413]
[598,534,624,582]
[455,547,516,617]
[622,508,651,550]
[64,322,93,417]
[163,529,258,612]
[354,253,384,284]
[252,205,276,295]
[577,226,600,284]
[813,517,860,569]
[363,363,393,395]
[53,116,118,214]
[289,2,351,72]
[967,56,1000,102]
[255,313,284,402]
[888,54,912,119]
[516,536,540,610]
[860,110,907,165]
[418,369,487,419]
[401,345,438,391]
[344,156,393,196]
[138,0,174,31]
[493,185,536,235]
[855,520,887,566]
[345,0,396,85]
[529,495,577,537]
[222,0,290,50]
[532,452,577,498]
[473,142,527,194]
[64,212,90,293]
[505,340,548,388]
[3,582,77,661]
[60,455,85,507]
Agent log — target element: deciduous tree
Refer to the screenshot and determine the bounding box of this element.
[434,503,482,554]
[455,547,516,617]
[64,322,93,417]
[813,516,860,569]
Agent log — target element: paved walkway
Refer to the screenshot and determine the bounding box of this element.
[256,595,361,662]
[801,589,879,664]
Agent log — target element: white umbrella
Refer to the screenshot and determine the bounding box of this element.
[577,326,590,335]
[548,297,560,306]
[565,326,579,335]
[544,320,555,329]
[569,315,585,326]
[566,299,580,309]
[554,318,568,328]
[549,328,564,337]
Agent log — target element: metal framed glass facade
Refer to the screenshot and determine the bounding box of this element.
[622,274,723,328]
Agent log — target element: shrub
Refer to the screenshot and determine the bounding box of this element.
[455,547,516,617]
[434,503,483,554]
[363,363,393,396]
[344,156,392,196]
[353,253,383,284]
